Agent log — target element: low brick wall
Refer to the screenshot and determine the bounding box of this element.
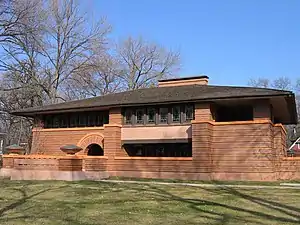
[83,156,108,171]
[3,121,300,181]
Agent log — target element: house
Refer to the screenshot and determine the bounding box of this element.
[1,75,300,181]
[288,137,300,157]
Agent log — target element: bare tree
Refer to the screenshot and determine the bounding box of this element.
[248,78,270,88]
[116,36,180,90]
[248,77,292,90]
[0,0,110,148]
[65,53,122,99]
[66,36,181,99]
[0,1,181,149]
[39,0,111,103]
[0,0,37,43]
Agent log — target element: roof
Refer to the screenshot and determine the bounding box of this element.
[11,84,296,122]
[158,75,209,82]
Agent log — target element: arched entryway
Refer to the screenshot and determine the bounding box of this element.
[86,144,104,156]
[77,133,104,155]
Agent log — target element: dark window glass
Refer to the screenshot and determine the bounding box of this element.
[70,114,78,127]
[44,116,53,128]
[88,113,96,126]
[216,105,253,122]
[78,113,87,127]
[52,116,60,128]
[159,107,168,123]
[172,106,181,122]
[96,113,103,126]
[147,108,156,124]
[185,105,194,121]
[124,110,132,124]
[136,108,144,124]
[103,112,109,124]
[123,143,192,157]
[59,115,68,128]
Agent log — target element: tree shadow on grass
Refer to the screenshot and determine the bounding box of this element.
[1,181,300,225]
[0,184,68,218]
[200,184,300,222]
[127,183,300,225]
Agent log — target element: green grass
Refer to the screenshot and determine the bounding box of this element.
[0,180,300,225]
[108,176,300,186]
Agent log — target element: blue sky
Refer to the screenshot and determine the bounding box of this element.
[84,0,300,86]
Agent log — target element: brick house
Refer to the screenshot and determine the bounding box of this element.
[2,75,300,181]
[288,137,300,157]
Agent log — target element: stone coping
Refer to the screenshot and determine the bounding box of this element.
[32,126,105,132]
[191,120,286,134]
[114,157,193,161]
[281,157,300,161]
[2,155,108,160]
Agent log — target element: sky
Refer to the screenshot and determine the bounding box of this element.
[84,0,300,86]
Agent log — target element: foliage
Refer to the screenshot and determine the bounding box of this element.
[0,0,181,147]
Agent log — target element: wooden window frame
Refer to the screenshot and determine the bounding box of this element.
[159,107,168,124]
[184,104,194,122]
[147,107,156,124]
[124,109,133,125]
[135,108,145,125]
[172,105,181,123]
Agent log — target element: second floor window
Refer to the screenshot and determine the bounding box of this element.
[123,104,195,125]
[159,107,168,124]
[172,106,181,122]
[147,108,156,124]
[42,111,109,129]
[124,110,132,124]
[136,109,144,124]
[185,105,194,122]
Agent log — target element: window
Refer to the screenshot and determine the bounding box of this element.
[159,107,168,124]
[96,113,104,126]
[70,114,78,127]
[216,105,253,122]
[172,106,181,122]
[103,112,109,124]
[52,116,60,128]
[59,115,68,127]
[44,115,52,128]
[147,107,156,124]
[124,110,132,124]
[123,104,195,125]
[88,113,96,126]
[41,111,108,129]
[136,108,144,124]
[78,113,87,127]
[185,105,194,122]
[123,143,192,157]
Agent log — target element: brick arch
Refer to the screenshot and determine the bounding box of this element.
[76,133,104,155]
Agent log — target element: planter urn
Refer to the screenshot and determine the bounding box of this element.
[5,144,25,155]
[60,144,82,155]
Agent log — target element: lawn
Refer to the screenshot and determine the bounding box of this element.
[0,180,300,225]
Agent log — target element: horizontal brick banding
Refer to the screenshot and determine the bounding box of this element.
[83,157,107,171]
[31,127,104,155]
[5,113,299,181]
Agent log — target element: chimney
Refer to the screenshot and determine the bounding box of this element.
[158,75,209,87]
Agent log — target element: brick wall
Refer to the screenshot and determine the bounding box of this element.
[211,122,275,180]
[31,127,105,155]
[109,108,122,124]
[194,103,212,121]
